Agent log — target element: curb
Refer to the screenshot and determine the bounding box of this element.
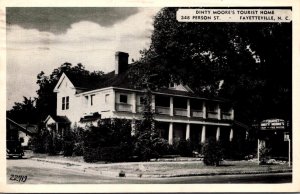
[33,158,81,166]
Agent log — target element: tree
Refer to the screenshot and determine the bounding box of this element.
[138,7,291,125]
[7,96,39,124]
[35,62,104,121]
[129,58,176,160]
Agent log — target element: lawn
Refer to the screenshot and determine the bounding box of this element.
[88,160,292,177]
[26,150,291,177]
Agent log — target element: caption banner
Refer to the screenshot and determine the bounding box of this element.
[177,9,292,23]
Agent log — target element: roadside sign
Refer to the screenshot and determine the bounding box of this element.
[260,119,285,130]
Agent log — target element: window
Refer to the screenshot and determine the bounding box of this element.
[169,83,175,88]
[85,96,89,105]
[207,103,216,112]
[62,97,65,110]
[120,94,128,103]
[66,96,69,109]
[62,96,69,110]
[105,94,110,104]
[90,95,95,106]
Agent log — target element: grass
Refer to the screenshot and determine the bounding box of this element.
[89,160,292,176]
[26,151,291,177]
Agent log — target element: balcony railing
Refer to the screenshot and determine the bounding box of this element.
[191,109,203,118]
[222,112,232,120]
[155,106,170,115]
[116,103,132,112]
[207,111,219,119]
[174,108,187,116]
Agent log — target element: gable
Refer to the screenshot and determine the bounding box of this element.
[45,115,56,125]
[169,83,193,93]
[53,73,75,93]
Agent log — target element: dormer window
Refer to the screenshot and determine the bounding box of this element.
[169,83,175,88]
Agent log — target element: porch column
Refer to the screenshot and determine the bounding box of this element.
[131,120,136,136]
[170,96,174,116]
[186,123,190,140]
[216,126,220,141]
[168,122,173,144]
[201,125,206,143]
[187,99,191,117]
[229,128,234,142]
[217,104,221,120]
[202,101,206,119]
[112,89,116,111]
[55,123,59,134]
[151,95,155,111]
[132,93,136,113]
[231,108,234,120]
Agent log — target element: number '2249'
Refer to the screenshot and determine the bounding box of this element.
[9,174,27,182]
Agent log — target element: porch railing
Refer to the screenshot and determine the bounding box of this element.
[174,108,187,116]
[207,111,218,119]
[222,112,232,120]
[191,109,203,118]
[155,106,170,115]
[116,103,132,112]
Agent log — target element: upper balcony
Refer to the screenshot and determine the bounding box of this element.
[222,112,232,120]
[114,92,233,120]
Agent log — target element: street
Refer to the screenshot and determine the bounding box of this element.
[7,158,292,184]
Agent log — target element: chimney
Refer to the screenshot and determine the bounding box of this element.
[115,51,129,75]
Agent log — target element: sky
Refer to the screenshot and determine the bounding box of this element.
[6,7,161,109]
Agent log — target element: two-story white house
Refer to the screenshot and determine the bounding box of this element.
[45,51,237,145]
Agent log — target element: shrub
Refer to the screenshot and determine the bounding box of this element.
[73,142,84,156]
[83,147,100,163]
[83,118,134,162]
[62,129,75,156]
[29,126,50,153]
[173,138,193,157]
[152,137,174,156]
[201,138,224,166]
[72,127,85,156]
[119,170,126,177]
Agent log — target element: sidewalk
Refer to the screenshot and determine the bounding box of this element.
[31,156,292,179]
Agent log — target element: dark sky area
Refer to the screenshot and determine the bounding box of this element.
[6,7,139,34]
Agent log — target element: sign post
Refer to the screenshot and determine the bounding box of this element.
[284,132,291,166]
[257,138,260,164]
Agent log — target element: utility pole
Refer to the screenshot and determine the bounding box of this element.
[288,136,291,167]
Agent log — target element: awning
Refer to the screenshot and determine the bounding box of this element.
[80,112,101,122]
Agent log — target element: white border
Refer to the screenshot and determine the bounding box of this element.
[0,0,299,192]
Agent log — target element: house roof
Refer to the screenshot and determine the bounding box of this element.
[47,115,71,123]
[7,118,37,135]
[61,64,227,102]
[19,124,38,134]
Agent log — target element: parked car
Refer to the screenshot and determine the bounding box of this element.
[6,140,24,159]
